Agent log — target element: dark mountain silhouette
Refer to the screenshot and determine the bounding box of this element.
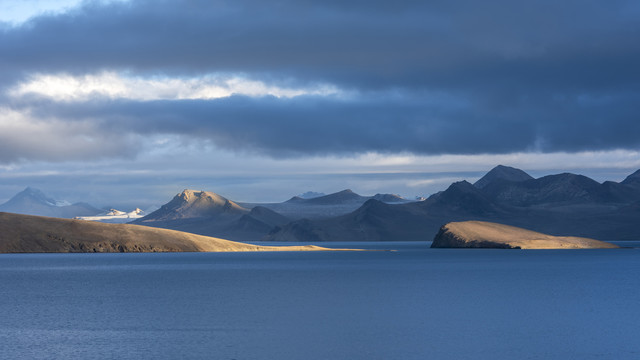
[267,167,640,241]
[600,180,640,203]
[0,187,101,219]
[473,165,533,189]
[266,182,513,242]
[482,173,594,206]
[372,193,407,203]
[227,206,292,238]
[302,189,367,205]
[622,169,640,188]
[285,196,305,203]
[134,188,414,241]
[282,189,365,205]
[131,167,640,242]
[424,181,502,216]
[297,191,325,199]
[244,189,411,220]
[481,172,640,206]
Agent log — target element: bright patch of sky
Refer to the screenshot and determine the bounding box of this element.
[0,0,127,25]
[8,72,341,101]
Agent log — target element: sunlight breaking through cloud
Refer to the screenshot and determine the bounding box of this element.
[8,72,341,101]
[0,0,130,25]
[0,107,135,162]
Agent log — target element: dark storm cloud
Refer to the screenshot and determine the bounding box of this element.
[2,0,639,90]
[17,93,640,157]
[1,0,640,160]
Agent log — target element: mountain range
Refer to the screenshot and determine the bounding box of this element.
[131,165,640,241]
[0,187,102,219]
[0,187,152,222]
[132,189,409,241]
[265,165,640,241]
[4,165,640,241]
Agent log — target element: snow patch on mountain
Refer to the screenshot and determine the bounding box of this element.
[297,191,326,199]
[75,208,145,223]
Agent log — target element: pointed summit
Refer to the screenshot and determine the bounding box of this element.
[305,189,366,205]
[622,169,640,185]
[137,189,249,222]
[474,165,533,189]
[0,187,100,218]
[10,187,58,206]
[285,195,305,203]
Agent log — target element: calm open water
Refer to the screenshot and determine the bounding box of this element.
[1,242,639,360]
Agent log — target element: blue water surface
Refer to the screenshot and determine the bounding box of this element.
[1,242,639,360]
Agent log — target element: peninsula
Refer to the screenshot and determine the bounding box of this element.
[431,221,619,249]
[0,212,335,253]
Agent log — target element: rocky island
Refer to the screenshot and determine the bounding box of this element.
[431,221,619,249]
[0,212,336,253]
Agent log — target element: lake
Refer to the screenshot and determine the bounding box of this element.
[1,242,639,359]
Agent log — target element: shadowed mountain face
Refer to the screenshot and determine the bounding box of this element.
[266,183,513,242]
[622,169,640,188]
[267,199,430,242]
[0,187,101,218]
[246,189,411,220]
[473,165,534,189]
[482,173,608,206]
[423,181,501,216]
[133,188,412,241]
[133,190,292,241]
[130,166,640,242]
[283,189,366,205]
[297,191,325,199]
[230,206,292,239]
[302,189,366,205]
[266,166,640,241]
[372,193,407,203]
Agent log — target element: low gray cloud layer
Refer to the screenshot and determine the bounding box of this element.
[1,0,639,162]
[11,93,639,159]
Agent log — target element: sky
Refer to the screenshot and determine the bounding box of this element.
[1,0,639,209]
